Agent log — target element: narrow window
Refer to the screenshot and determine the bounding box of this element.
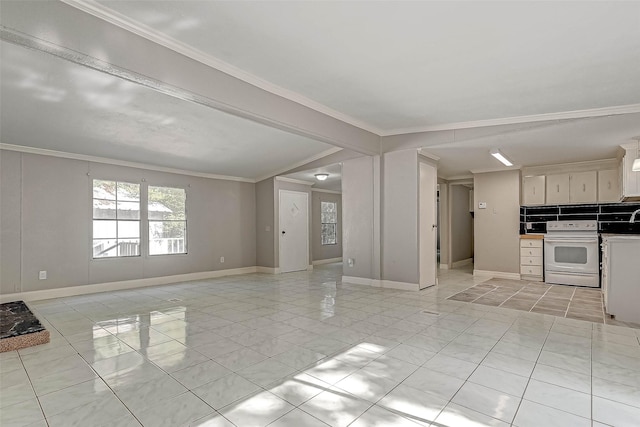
[321,201,337,245]
[148,186,187,255]
[92,180,140,258]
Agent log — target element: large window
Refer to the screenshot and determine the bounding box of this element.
[92,180,141,258]
[321,201,338,245]
[148,186,187,255]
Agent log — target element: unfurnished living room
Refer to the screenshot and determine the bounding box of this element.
[1,1,640,426]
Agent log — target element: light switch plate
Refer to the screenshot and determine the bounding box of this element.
[478,202,487,209]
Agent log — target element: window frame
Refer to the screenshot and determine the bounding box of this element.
[91,179,142,259]
[147,184,188,256]
[320,200,338,246]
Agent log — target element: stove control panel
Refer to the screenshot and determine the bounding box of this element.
[547,220,598,231]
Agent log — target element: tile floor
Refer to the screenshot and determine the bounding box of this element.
[1,264,640,427]
[448,278,613,324]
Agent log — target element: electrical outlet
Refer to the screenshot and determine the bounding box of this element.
[220,256,225,263]
[39,271,47,280]
[347,258,355,267]
[478,202,487,209]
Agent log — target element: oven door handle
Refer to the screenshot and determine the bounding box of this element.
[545,238,599,244]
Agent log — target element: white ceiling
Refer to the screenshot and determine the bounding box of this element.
[98,1,640,131]
[2,1,640,180]
[0,41,334,180]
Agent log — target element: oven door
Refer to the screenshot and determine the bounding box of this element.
[544,237,599,274]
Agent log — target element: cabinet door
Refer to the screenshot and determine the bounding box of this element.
[546,174,570,204]
[598,169,620,202]
[523,176,545,205]
[570,171,597,203]
[622,148,640,198]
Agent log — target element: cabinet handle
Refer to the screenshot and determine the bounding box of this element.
[556,184,560,193]
[608,181,611,190]
[533,187,536,195]
[583,184,586,192]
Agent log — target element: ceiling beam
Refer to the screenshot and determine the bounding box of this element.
[1,1,381,156]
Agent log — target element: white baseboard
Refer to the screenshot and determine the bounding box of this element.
[307,264,314,271]
[439,264,450,270]
[452,258,473,268]
[341,276,420,291]
[0,266,258,303]
[473,269,521,280]
[256,266,280,274]
[312,257,343,266]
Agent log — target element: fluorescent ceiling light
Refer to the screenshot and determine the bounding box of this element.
[490,149,513,167]
[315,173,329,181]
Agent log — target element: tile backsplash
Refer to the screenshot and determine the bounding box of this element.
[520,202,640,234]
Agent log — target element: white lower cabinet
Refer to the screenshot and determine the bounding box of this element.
[520,238,543,281]
[601,235,640,323]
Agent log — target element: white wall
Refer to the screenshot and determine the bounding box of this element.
[0,150,256,294]
[473,170,521,275]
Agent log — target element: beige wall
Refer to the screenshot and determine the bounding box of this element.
[382,150,419,284]
[311,192,342,262]
[450,185,473,263]
[255,178,275,268]
[473,170,521,274]
[342,156,377,279]
[0,151,256,294]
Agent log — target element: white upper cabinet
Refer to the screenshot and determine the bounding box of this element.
[621,145,640,201]
[569,171,597,204]
[522,176,546,205]
[598,169,620,202]
[546,174,570,204]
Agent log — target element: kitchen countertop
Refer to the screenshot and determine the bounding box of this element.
[520,234,544,239]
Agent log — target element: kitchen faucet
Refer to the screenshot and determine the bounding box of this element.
[630,208,640,223]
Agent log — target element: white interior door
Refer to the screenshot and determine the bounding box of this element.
[419,161,438,289]
[279,190,309,273]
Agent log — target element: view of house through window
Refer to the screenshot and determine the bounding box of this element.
[148,186,187,255]
[92,180,187,258]
[321,201,338,245]
[92,180,141,258]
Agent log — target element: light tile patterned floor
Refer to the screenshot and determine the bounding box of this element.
[448,278,640,328]
[2,264,640,426]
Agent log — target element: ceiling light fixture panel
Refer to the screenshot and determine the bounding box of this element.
[489,148,514,167]
[315,173,329,181]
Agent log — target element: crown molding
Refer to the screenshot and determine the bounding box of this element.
[311,188,342,195]
[275,176,314,186]
[381,104,640,136]
[469,165,523,175]
[0,143,255,183]
[254,147,343,183]
[60,0,384,137]
[440,174,474,181]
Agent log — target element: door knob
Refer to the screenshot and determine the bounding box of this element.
[282,231,286,235]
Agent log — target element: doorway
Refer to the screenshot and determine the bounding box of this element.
[279,190,309,273]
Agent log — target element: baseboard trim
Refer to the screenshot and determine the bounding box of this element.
[439,264,450,270]
[0,266,258,303]
[452,258,473,268]
[312,257,343,266]
[473,269,521,280]
[307,264,314,271]
[341,276,420,291]
[256,266,280,274]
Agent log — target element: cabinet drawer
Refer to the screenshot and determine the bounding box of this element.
[521,265,543,276]
[520,239,543,248]
[521,256,543,266]
[520,247,542,257]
